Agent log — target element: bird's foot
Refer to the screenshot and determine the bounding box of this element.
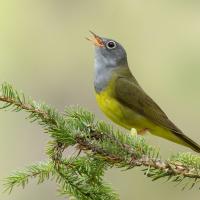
[138,128,149,135]
[130,128,138,136]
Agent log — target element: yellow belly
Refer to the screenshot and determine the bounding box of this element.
[96,89,185,146]
[96,90,154,130]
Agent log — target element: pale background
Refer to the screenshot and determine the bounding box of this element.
[0,1,200,200]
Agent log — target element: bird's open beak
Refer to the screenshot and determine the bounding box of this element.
[86,31,104,47]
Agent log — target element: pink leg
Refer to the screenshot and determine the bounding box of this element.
[138,128,149,135]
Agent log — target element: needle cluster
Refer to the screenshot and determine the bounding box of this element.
[0,83,200,200]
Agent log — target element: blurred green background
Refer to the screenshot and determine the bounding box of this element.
[0,1,200,199]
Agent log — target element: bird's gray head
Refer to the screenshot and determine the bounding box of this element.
[87,31,128,92]
[87,31,128,68]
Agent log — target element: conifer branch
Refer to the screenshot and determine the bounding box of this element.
[0,82,200,199]
[3,162,54,193]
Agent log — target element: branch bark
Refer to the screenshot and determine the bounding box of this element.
[1,94,200,180]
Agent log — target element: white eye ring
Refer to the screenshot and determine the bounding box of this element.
[106,41,117,49]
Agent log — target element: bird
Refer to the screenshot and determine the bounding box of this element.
[87,31,200,153]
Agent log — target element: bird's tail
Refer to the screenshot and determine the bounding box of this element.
[172,131,200,153]
[151,126,200,153]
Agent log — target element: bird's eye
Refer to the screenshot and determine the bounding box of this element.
[106,41,117,49]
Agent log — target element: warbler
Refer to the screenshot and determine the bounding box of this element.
[87,31,200,152]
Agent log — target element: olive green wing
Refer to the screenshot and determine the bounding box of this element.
[115,77,200,152]
[115,77,180,132]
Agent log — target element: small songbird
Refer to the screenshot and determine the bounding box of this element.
[87,31,200,152]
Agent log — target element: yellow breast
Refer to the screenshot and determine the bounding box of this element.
[96,89,130,129]
[95,82,152,130]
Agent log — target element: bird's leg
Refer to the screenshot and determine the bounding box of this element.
[138,128,149,135]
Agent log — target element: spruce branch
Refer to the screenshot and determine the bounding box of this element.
[0,82,200,199]
[3,161,54,193]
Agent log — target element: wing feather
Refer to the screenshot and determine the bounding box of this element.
[115,77,182,134]
[114,72,200,152]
